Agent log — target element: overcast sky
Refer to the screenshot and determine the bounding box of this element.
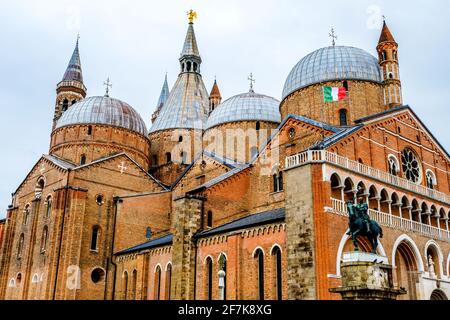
[0,0,449,218]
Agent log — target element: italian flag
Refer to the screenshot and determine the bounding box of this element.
[323,86,346,102]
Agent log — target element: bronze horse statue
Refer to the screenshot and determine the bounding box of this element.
[346,200,383,253]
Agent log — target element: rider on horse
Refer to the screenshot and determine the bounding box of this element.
[347,197,371,235]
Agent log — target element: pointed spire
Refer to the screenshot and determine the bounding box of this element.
[180,18,201,59]
[156,73,170,109]
[62,36,84,83]
[378,20,396,44]
[209,79,221,99]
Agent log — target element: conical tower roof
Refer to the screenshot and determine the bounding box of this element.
[62,38,84,83]
[156,74,170,109]
[180,22,201,60]
[378,21,396,44]
[150,18,209,133]
[210,79,221,98]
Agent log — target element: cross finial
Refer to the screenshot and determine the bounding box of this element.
[329,27,337,47]
[187,9,197,24]
[382,15,386,22]
[248,73,255,92]
[103,77,112,97]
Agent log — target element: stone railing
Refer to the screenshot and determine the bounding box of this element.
[330,198,450,242]
[285,150,450,206]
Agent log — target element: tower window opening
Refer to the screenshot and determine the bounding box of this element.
[80,154,86,165]
[186,61,192,72]
[256,121,261,131]
[178,135,183,142]
[193,62,198,72]
[62,99,69,112]
[166,152,172,163]
[87,126,92,135]
[207,211,213,228]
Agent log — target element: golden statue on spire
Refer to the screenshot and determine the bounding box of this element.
[187,9,197,23]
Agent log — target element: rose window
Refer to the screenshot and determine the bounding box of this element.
[401,149,421,183]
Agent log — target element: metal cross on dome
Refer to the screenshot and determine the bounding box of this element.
[248,73,255,92]
[329,27,337,47]
[103,77,112,97]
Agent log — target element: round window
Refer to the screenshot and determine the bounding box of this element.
[401,149,421,183]
[91,268,105,284]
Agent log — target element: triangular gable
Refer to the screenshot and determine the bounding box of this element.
[73,152,168,191]
[354,106,450,161]
[171,150,244,190]
[249,114,341,164]
[13,154,76,195]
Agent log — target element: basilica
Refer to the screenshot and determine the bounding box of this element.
[0,12,449,300]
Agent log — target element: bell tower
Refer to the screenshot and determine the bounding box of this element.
[377,19,402,108]
[53,36,87,130]
[208,79,222,114]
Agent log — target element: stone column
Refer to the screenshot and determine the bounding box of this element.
[170,195,203,300]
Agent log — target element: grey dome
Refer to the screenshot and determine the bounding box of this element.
[282,46,382,100]
[206,91,281,130]
[55,96,148,136]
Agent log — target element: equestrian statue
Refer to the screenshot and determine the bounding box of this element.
[346,197,383,254]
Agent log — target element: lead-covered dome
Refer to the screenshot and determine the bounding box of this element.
[282,46,382,100]
[55,96,148,136]
[206,91,281,129]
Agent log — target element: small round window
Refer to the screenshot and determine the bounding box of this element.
[401,149,421,183]
[91,268,105,284]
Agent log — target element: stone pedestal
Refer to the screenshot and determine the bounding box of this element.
[330,252,406,300]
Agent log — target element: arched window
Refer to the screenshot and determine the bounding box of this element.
[207,211,213,228]
[178,135,183,142]
[154,266,161,300]
[186,61,192,72]
[80,154,86,165]
[45,196,52,218]
[254,248,265,300]
[40,226,48,253]
[343,81,349,92]
[17,234,25,259]
[165,264,172,300]
[393,51,398,61]
[426,170,436,189]
[35,178,45,199]
[193,62,198,72]
[181,63,185,72]
[339,109,348,126]
[219,253,227,300]
[166,152,172,163]
[206,257,213,300]
[131,270,137,300]
[87,125,92,135]
[382,51,387,61]
[256,121,261,131]
[388,155,399,176]
[23,205,30,225]
[272,246,282,300]
[62,99,69,112]
[90,226,100,251]
[123,271,129,300]
[273,172,283,192]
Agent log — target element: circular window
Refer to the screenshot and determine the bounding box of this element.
[91,268,105,284]
[401,149,421,183]
[96,195,104,206]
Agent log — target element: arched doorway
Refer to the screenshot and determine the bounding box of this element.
[430,289,448,300]
[393,240,421,300]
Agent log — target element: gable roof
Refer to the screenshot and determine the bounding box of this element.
[355,105,450,160]
[171,150,246,190]
[74,152,168,190]
[115,233,173,255]
[194,208,285,239]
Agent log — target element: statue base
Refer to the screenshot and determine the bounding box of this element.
[329,252,406,300]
